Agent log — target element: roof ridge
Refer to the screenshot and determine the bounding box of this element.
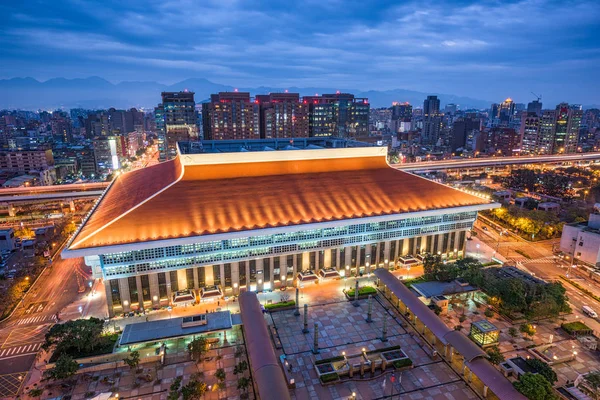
[71,159,185,249]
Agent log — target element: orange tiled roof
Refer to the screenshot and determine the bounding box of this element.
[69,152,489,250]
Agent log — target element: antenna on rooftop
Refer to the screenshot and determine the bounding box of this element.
[531,92,542,102]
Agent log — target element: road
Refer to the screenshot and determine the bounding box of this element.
[0,244,91,398]
[472,218,600,334]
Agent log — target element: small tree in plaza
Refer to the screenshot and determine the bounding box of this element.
[486,345,505,365]
[234,360,248,376]
[181,378,207,400]
[520,323,536,339]
[237,376,251,395]
[514,373,557,400]
[44,354,79,381]
[187,336,208,362]
[215,367,226,388]
[124,350,140,373]
[167,376,182,400]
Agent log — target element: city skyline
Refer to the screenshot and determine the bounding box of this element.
[0,0,599,106]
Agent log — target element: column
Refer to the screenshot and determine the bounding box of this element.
[365,244,371,268]
[323,249,332,268]
[314,251,320,273]
[148,273,160,308]
[135,275,144,308]
[355,246,362,269]
[8,204,16,217]
[302,252,310,271]
[118,278,131,313]
[383,241,391,266]
[344,246,352,268]
[434,234,444,254]
[401,239,410,256]
[69,199,76,212]
[205,265,214,287]
[220,264,226,289]
[104,279,114,318]
[257,258,264,291]
[193,267,200,290]
[269,257,275,288]
[336,248,341,270]
[177,269,187,290]
[231,262,240,294]
[393,240,400,261]
[246,262,251,288]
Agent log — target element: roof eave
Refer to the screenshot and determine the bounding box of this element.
[62,202,499,259]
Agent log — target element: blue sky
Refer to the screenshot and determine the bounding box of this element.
[0,0,599,104]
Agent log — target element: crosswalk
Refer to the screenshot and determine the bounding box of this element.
[0,343,42,358]
[16,314,57,325]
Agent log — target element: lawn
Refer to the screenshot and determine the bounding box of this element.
[264,300,295,311]
[562,321,592,335]
[50,333,119,362]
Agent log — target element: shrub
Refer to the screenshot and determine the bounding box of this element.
[392,358,413,369]
[346,286,377,297]
[28,388,43,397]
[315,356,345,365]
[459,315,467,323]
[561,321,592,335]
[484,309,494,318]
[264,300,295,311]
[319,372,339,383]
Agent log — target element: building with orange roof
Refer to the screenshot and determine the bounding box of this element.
[63,138,498,317]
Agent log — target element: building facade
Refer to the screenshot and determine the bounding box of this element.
[63,143,496,317]
[303,93,369,138]
[157,91,199,160]
[256,93,309,138]
[202,92,260,141]
[519,113,540,154]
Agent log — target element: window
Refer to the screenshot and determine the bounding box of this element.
[309,252,316,271]
[263,258,271,281]
[110,280,121,306]
[318,250,325,269]
[249,260,257,283]
[170,270,179,292]
[158,273,168,299]
[224,263,232,288]
[128,277,139,305]
[239,261,247,286]
[331,249,337,268]
[187,268,196,289]
[273,257,281,281]
[141,275,151,302]
[213,265,221,286]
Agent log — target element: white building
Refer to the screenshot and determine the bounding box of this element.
[560,204,600,267]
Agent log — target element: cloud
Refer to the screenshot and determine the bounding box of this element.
[0,0,598,104]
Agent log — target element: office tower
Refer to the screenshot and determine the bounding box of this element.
[553,103,582,154]
[519,113,541,154]
[202,92,260,141]
[527,100,542,116]
[539,110,556,154]
[422,96,442,145]
[390,102,412,133]
[50,112,73,143]
[156,91,199,160]
[451,117,480,152]
[93,136,125,172]
[256,93,309,138]
[444,103,457,115]
[487,128,519,155]
[302,93,369,138]
[495,98,515,125]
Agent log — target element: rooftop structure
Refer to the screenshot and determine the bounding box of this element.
[62,141,497,317]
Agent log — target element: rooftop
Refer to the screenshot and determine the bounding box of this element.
[65,143,495,254]
[411,280,479,298]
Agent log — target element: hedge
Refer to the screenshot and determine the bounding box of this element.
[393,358,413,369]
[315,356,345,365]
[366,345,401,355]
[346,286,377,297]
[561,321,592,334]
[264,300,295,310]
[319,372,339,383]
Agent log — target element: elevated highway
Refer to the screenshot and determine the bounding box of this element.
[392,152,600,172]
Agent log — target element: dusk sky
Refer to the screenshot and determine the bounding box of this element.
[1,0,599,104]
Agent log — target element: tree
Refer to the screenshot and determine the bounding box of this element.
[124,350,140,373]
[44,354,79,381]
[584,372,600,400]
[187,336,208,362]
[44,318,106,355]
[508,327,519,338]
[486,345,505,365]
[234,360,248,376]
[520,323,536,339]
[423,254,442,280]
[181,379,207,400]
[526,358,557,384]
[168,376,182,400]
[215,368,226,385]
[514,373,557,400]
[237,376,251,394]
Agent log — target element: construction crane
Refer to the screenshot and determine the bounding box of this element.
[531,92,542,102]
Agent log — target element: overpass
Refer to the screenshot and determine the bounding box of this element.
[392,152,600,172]
[0,182,109,216]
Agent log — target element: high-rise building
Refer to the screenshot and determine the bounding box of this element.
[303,93,369,138]
[526,100,542,116]
[451,117,480,152]
[51,112,73,143]
[422,96,442,145]
[539,110,556,154]
[553,103,582,154]
[423,96,440,117]
[444,103,457,115]
[202,92,260,141]
[157,91,199,160]
[495,98,515,125]
[390,102,412,133]
[487,127,519,155]
[519,113,541,154]
[256,93,309,138]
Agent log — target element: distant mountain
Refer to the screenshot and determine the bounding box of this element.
[0,76,495,110]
